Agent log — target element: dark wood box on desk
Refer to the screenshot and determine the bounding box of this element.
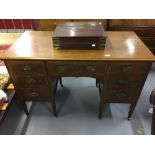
[52,22,106,50]
[1,31,154,120]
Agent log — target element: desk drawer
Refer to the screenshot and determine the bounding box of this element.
[17,87,50,101]
[109,62,150,76]
[105,87,138,103]
[13,76,48,87]
[47,61,106,77]
[80,62,106,76]
[7,61,46,76]
[47,61,81,76]
[107,75,145,88]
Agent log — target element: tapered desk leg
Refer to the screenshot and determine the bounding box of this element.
[99,103,103,119]
[17,96,29,116]
[128,103,136,120]
[151,107,155,135]
[99,84,104,119]
[149,88,155,134]
[50,94,57,117]
[49,90,57,117]
[59,77,63,87]
[23,102,29,116]
[96,79,98,87]
[50,79,58,117]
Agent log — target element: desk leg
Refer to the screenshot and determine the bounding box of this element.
[23,101,29,116]
[128,103,136,120]
[99,84,105,119]
[50,79,58,117]
[151,107,155,135]
[50,94,57,117]
[99,102,103,119]
[59,77,63,87]
[16,95,29,116]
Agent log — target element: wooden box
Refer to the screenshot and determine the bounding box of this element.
[52,22,106,50]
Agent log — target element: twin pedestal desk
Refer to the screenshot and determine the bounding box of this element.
[1,31,155,119]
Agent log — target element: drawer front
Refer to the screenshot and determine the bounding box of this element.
[80,62,106,76]
[47,62,81,76]
[109,62,150,76]
[17,87,50,101]
[105,87,138,103]
[107,75,145,88]
[7,61,46,76]
[13,76,48,87]
[47,61,106,77]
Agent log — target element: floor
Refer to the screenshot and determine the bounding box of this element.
[0,64,155,135]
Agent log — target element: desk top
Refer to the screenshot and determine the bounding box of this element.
[0,31,155,61]
[0,33,21,45]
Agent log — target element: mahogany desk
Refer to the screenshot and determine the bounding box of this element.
[0,31,154,119]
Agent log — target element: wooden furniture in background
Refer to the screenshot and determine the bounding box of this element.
[38,19,108,31]
[107,19,155,54]
[0,31,154,119]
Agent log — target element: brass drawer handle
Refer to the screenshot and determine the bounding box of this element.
[26,78,36,84]
[87,66,96,72]
[121,65,132,73]
[115,92,128,98]
[117,79,129,85]
[55,66,67,73]
[30,92,38,97]
[23,65,32,71]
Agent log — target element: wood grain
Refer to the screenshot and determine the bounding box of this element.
[0,31,154,61]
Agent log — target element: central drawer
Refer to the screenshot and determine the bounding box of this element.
[47,61,106,77]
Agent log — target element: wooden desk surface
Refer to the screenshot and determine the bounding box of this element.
[0,33,22,45]
[0,31,155,61]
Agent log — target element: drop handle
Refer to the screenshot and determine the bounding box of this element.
[117,79,129,85]
[87,66,96,72]
[121,65,132,73]
[56,66,67,73]
[115,92,128,98]
[30,92,38,97]
[23,65,32,71]
[26,78,36,84]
